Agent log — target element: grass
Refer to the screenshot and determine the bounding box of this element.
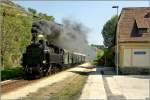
[50,75,87,100]
[1,67,23,81]
[22,73,88,100]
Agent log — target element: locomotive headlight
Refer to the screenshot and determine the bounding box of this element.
[37,34,45,41]
[43,60,46,64]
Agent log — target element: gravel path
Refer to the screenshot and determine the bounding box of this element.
[1,63,91,100]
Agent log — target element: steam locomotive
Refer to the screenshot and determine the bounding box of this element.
[22,34,86,79]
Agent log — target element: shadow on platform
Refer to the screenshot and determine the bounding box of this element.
[77,65,94,69]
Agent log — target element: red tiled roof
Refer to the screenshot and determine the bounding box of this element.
[117,7,150,43]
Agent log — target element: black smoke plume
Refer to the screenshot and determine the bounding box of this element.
[31,19,96,60]
[31,20,62,42]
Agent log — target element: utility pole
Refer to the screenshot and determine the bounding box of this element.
[112,5,119,75]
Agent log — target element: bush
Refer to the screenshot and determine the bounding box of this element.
[103,48,115,66]
[92,50,105,66]
[93,48,115,66]
[1,67,23,81]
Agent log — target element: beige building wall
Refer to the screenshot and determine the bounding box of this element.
[119,43,150,68]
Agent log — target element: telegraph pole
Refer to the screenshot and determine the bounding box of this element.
[112,5,119,75]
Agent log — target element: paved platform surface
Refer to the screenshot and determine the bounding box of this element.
[80,68,107,100]
[79,67,149,100]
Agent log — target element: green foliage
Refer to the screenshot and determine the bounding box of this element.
[103,48,113,58]
[1,5,32,68]
[92,49,104,66]
[90,44,104,49]
[1,67,23,81]
[103,48,115,66]
[96,50,104,60]
[28,7,55,21]
[33,13,55,21]
[100,15,117,66]
[1,0,55,69]
[28,8,37,15]
[93,48,115,66]
[102,15,118,47]
[27,7,55,21]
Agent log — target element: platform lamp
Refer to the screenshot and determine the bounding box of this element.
[112,5,119,75]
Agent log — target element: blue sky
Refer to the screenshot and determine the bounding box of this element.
[13,1,149,45]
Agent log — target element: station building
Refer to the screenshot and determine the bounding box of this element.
[116,7,150,74]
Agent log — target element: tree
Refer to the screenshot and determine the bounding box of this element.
[38,13,55,21]
[101,15,118,47]
[28,8,36,15]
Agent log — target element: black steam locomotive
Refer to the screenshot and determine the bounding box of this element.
[22,34,86,79]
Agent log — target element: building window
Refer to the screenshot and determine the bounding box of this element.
[138,28,148,34]
[134,51,146,55]
[144,12,150,18]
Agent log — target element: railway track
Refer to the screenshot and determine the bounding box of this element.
[1,66,74,94]
[1,74,60,94]
[1,63,92,100]
[1,78,35,94]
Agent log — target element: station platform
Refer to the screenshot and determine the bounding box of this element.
[80,68,107,100]
[79,67,149,100]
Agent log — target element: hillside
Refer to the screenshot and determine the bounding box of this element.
[0,0,54,68]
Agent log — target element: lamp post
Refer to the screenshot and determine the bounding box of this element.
[112,6,119,16]
[112,5,119,75]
